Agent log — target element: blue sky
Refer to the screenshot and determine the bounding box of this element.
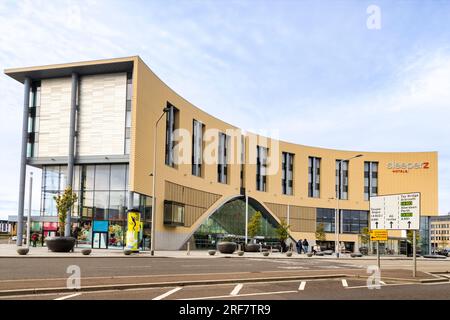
[0,0,449,219]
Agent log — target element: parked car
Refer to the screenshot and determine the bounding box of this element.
[435,248,450,257]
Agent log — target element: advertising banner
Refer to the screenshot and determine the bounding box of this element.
[126,210,141,251]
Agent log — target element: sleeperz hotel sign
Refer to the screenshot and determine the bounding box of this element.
[387,162,430,173]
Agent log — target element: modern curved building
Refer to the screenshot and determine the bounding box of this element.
[5,56,438,253]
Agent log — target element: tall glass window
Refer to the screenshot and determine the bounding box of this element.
[165,103,178,167]
[218,132,229,184]
[364,161,378,201]
[27,81,41,157]
[308,157,321,198]
[316,208,335,233]
[336,160,349,200]
[256,146,268,191]
[192,119,204,177]
[342,210,368,234]
[124,72,132,154]
[282,152,294,195]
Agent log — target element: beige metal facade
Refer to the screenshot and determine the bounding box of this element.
[5,56,439,250]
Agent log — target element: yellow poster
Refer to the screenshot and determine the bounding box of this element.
[126,210,141,251]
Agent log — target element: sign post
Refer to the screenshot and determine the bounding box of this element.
[413,230,417,278]
[370,193,420,277]
[370,230,387,269]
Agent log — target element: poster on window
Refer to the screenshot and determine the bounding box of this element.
[126,210,141,251]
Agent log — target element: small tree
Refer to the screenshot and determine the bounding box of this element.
[54,186,78,236]
[315,223,326,242]
[276,218,290,242]
[359,227,370,246]
[247,211,262,240]
[407,230,420,244]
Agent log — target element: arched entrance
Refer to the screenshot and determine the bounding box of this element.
[187,196,285,250]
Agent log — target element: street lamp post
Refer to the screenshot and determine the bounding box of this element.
[26,172,33,248]
[335,154,363,258]
[150,107,170,256]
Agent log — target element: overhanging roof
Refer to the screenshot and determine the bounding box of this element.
[4,56,137,83]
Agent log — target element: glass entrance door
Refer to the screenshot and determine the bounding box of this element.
[92,232,108,249]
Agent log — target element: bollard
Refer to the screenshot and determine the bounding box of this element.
[187,242,190,255]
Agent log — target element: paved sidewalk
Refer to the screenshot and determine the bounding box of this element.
[0,244,442,260]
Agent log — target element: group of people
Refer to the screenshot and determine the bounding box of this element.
[296,239,310,254]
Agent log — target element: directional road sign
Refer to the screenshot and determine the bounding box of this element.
[370,193,420,230]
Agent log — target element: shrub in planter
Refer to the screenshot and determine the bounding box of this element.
[237,250,244,256]
[17,248,29,255]
[47,187,77,253]
[208,250,216,256]
[81,249,92,256]
[307,253,313,257]
[263,251,270,257]
[286,251,292,257]
[217,241,237,254]
[124,249,132,255]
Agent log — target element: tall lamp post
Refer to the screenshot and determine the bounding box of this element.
[335,154,363,258]
[149,107,170,256]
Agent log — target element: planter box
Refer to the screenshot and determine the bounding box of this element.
[81,249,92,256]
[45,237,76,253]
[245,243,261,252]
[17,248,29,255]
[217,242,237,254]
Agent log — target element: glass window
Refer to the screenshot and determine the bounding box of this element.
[192,119,204,177]
[59,166,67,191]
[282,152,294,195]
[83,165,95,191]
[218,132,229,184]
[256,146,268,191]
[336,160,349,200]
[95,165,110,191]
[165,103,178,167]
[109,191,127,220]
[45,166,60,191]
[94,191,109,220]
[110,164,126,190]
[81,191,94,218]
[164,201,185,226]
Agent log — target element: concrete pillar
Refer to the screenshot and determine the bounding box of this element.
[65,73,78,237]
[17,77,31,246]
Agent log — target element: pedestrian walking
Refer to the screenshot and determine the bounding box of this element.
[297,239,303,254]
[302,239,309,254]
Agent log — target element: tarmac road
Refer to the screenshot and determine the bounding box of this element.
[2,278,450,300]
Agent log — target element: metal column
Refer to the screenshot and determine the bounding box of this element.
[65,73,78,237]
[17,77,31,246]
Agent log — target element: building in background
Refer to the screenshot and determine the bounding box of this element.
[0,220,13,235]
[430,215,450,251]
[4,56,439,253]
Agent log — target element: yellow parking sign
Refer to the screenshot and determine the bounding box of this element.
[370,229,388,241]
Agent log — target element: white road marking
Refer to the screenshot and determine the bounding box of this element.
[299,281,306,291]
[178,290,298,300]
[345,282,416,289]
[230,283,243,296]
[152,287,182,300]
[341,279,348,287]
[54,293,82,300]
